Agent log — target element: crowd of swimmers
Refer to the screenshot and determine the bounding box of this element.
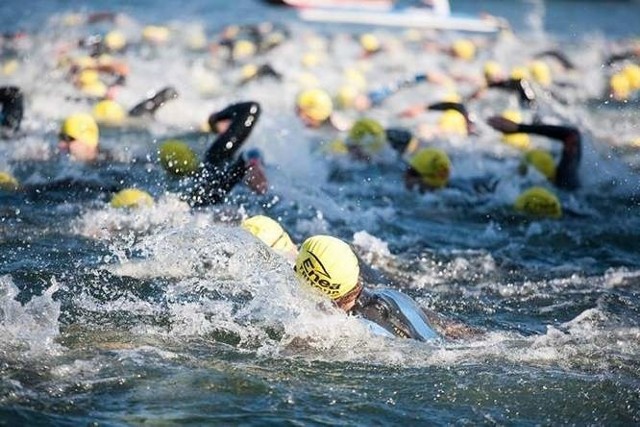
[1,9,639,342]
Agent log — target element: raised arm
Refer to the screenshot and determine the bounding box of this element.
[204,101,261,165]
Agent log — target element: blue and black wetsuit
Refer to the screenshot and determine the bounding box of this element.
[187,101,262,206]
[0,86,24,135]
[353,288,440,342]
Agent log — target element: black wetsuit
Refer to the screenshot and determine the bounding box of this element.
[0,86,24,134]
[128,86,179,117]
[535,50,576,70]
[517,123,582,190]
[487,78,536,108]
[187,101,261,206]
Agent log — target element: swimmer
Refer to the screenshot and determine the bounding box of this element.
[241,218,474,340]
[487,115,582,190]
[294,235,476,341]
[182,101,267,206]
[92,86,179,125]
[469,61,537,108]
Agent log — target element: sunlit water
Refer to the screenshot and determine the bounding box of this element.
[1,0,639,425]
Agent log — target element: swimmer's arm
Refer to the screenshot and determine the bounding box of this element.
[204,101,261,165]
[518,123,582,189]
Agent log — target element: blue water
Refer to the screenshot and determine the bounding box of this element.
[1,0,640,425]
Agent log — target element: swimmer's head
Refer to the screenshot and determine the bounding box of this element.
[483,60,503,82]
[0,171,19,191]
[104,30,127,52]
[158,140,200,176]
[346,118,386,156]
[510,66,530,81]
[514,186,562,219]
[451,39,476,61]
[359,33,381,54]
[529,60,552,87]
[295,235,361,304]
[241,215,297,259]
[438,109,468,136]
[59,113,100,158]
[111,188,154,209]
[520,149,556,182]
[92,99,126,125]
[408,148,451,189]
[296,88,333,126]
[609,72,631,101]
[142,25,170,45]
[232,39,257,60]
[622,63,640,90]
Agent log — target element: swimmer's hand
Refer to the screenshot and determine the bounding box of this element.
[487,116,519,133]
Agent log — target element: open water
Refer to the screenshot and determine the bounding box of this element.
[1,0,639,425]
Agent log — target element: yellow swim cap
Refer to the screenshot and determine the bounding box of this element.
[500,110,530,150]
[529,60,552,87]
[77,69,100,86]
[158,140,199,176]
[92,99,126,125]
[452,39,476,61]
[335,85,359,109]
[409,148,451,189]
[438,109,467,136]
[241,64,259,80]
[2,59,19,76]
[142,25,170,44]
[296,88,333,123]
[301,52,321,68]
[104,30,127,51]
[514,186,562,219]
[522,149,556,182]
[483,60,503,81]
[343,68,367,91]
[622,64,640,90]
[295,235,360,300]
[0,171,19,191]
[60,113,100,148]
[347,118,386,154]
[80,80,108,98]
[241,215,297,255]
[233,39,257,60]
[510,66,530,81]
[609,72,631,101]
[111,188,154,209]
[360,33,381,53]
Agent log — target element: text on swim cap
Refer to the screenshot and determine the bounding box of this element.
[298,255,342,298]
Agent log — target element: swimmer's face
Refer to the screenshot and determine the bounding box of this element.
[58,134,98,162]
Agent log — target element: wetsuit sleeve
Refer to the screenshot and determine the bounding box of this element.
[186,156,247,207]
[488,79,536,107]
[0,86,24,133]
[367,73,429,106]
[128,86,179,117]
[535,50,576,70]
[427,101,475,134]
[518,123,582,190]
[204,101,261,165]
[185,101,262,207]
